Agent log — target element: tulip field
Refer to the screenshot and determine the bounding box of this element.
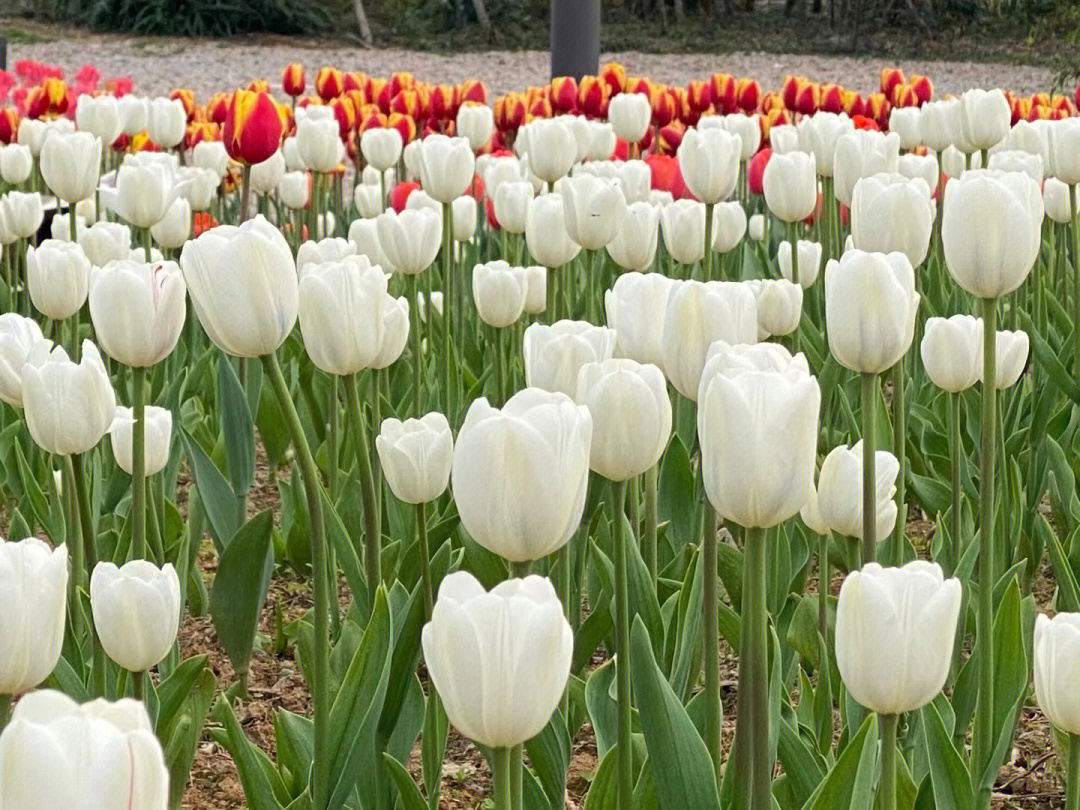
[4,55,1080,810]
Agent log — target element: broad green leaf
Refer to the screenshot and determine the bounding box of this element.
[800,713,877,810]
[920,700,972,810]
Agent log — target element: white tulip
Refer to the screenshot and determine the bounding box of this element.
[850,173,935,268]
[1034,613,1080,735]
[76,93,122,146]
[833,129,900,206]
[764,150,818,222]
[711,201,747,253]
[526,193,582,268]
[816,440,899,541]
[607,201,659,272]
[678,127,740,204]
[523,320,616,398]
[376,208,441,275]
[0,538,67,695]
[26,240,91,321]
[23,341,116,456]
[777,240,824,288]
[920,315,981,393]
[608,92,651,144]
[376,412,454,504]
[91,559,180,672]
[473,260,528,328]
[361,127,404,171]
[147,97,186,149]
[604,271,675,368]
[0,144,32,185]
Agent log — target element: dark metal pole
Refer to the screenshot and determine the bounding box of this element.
[550,0,600,81]
[0,37,7,72]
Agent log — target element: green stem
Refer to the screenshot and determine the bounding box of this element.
[409,274,422,416]
[878,713,899,810]
[860,372,878,565]
[131,365,147,561]
[972,296,997,807]
[345,373,381,616]
[415,500,432,619]
[703,500,722,786]
[743,525,771,810]
[818,531,829,639]
[442,201,454,417]
[510,743,524,810]
[495,325,507,406]
[949,392,961,576]
[892,360,906,555]
[1072,188,1080,377]
[492,747,512,810]
[240,164,252,223]
[262,352,329,810]
[0,694,9,732]
[1068,734,1080,810]
[328,375,340,500]
[704,202,714,281]
[72,453,105,697]
[131,669,145,701]
[644,464,658,588]
[611,479,632,810]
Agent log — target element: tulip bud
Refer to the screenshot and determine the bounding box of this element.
[76,93,122,146]
[660,198,706,265]
[526,193,582,268]
[23,340,116,456]
[517,118,577,185]
[777,239,823,288]
[473,260,528,328]
[27,240,91,321]
[661,279,758,400]
[1034,613,1080,735]
[119,94,149,137]
[920,315,981,393]
[575,358,671,481]
[0,144,31,185]
[493,180,532,234]
[677,127,740,204]
[297,237,355,270]
[942,170,1043,299]
[608,92,651,144]
[296,117,343,173]
[836,561,961,715]
[101,161,181,229]
[1044,177,1074,224]
[897,152,939,193]
[224,90,284,166]
[559,172,627,251]
[376,412,454,504]
[850,173,935,268]
[697,342,820,527]
[50,212,87,243]
[456,102,494,152]
[354,183,384,219]
[0,190,43,239]
[147,97,186,149]
[376,207,441,275]
[360,127,404,173]
[748,213,766,240]
[0,538,67,695]
[39,131,101,205]
[192,140,230,178]
[825,250,918,374]
[282,63,306,97]
[795,113,854,177]
[452,195,477,242]
[90,559,180,672]
[606,200,659,272]
[747,278,802,338]
[959,88,1011,152]
[711,201,747,254]
[422,572,573,747]
[451,389,592,562]
[523,320,616,397]
[763,150,817,222]
[982,327,1028,389]
[833,130,900,206]
[1004,120,1049,166]
[522,265,547,314]
[816,440,898,541]
[371,294,409,369]
[89,259,186,367]
[768,124,799,154]
[181,215,298,357]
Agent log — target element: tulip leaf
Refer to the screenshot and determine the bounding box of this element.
[1042,515,1080,613]
[179,426,241,551]
[217,353,256,496]
[584,744,621,810]
[321,488,368,617]
[920,699,972,810]
[382,752,430,810]
[209,510,275,682]
[659,435,697,551]
[274,710,314,799]
[622,511,665,664]
[526,708,573,809]
[585,660,619,758]
[386,674,427,771]
[799,713,877,810]
[212,697,287,810]
[629,616,721,810]
[1024,309,1080,404]
[422,690,449,805]
[669,547,704,703]
[159,664,216,810]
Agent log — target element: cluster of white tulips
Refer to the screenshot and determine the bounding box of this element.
[0,77,1078,810]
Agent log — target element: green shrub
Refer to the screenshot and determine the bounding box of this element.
[57,0,332,36]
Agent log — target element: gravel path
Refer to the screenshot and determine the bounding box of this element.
[6,26,1058,100]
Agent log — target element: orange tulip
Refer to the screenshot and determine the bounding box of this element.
[358,106,387,132]
[1052,94,1075,117]
[709,73,737,115]
[42,77,68,114]
[600,62,627,95]
[842,90,866,118]
[0,108,19,144]
[390,88,423,122]
[551,76,579,114]
[527,93,553,121]
[879,67,905,99]
[388,72,415,98]
[864,93,890,129]
[578,75,609,118]
[316,67,344,101]
[459,79,488,106]
[761,107,792,140]
[627,77,654,98]
[131,131,160,153]
[736,78,762,112]
[820,83,845,114]
[282,63,306,97]
[761,91,785,114]
[224,89,284,165]
[1011,97,1031,124]
[345,90,367,118]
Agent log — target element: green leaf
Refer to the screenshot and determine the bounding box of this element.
[209,511,275,679]
[800,714,877,810]
[584,745,621,810]
[920,700,972,810]
[212,697,286,810]
[628,617,720,810]
[179,426,241,551]
[382,753,429,810]
[585,660,618,759]
[217,353,256,496]
[659,436,697,551]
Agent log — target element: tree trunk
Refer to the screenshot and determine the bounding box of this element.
[352,0,373,45]
[673,0,684,20]
[470,0,492,33]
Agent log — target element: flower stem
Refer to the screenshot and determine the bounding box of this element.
[972,295,997,808]
[949,392,961,576]
[611,478,632,810]
[878,713,899,810]
[0,695,8,731]
[892,360,906,556]
[409,274,422,416]
[860,372,878,565]
[344,373,381,617]
[644,463,658,588]
[704,202,714,281]
[240,164,252,223]
[818,531,829,639]
[72,453,106,697]
[131,669,145,701]
[1067,734,1080,810]
[415,500,432,619]
[442,201,454,417]
[1072,188,1080,376]
[703,500,722,786]
[261,352,329,810]
[494,325,507,407]
[742,525,771,810]
[510,744,524,810]
[492,747,512,810]
[131,365,147,561]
